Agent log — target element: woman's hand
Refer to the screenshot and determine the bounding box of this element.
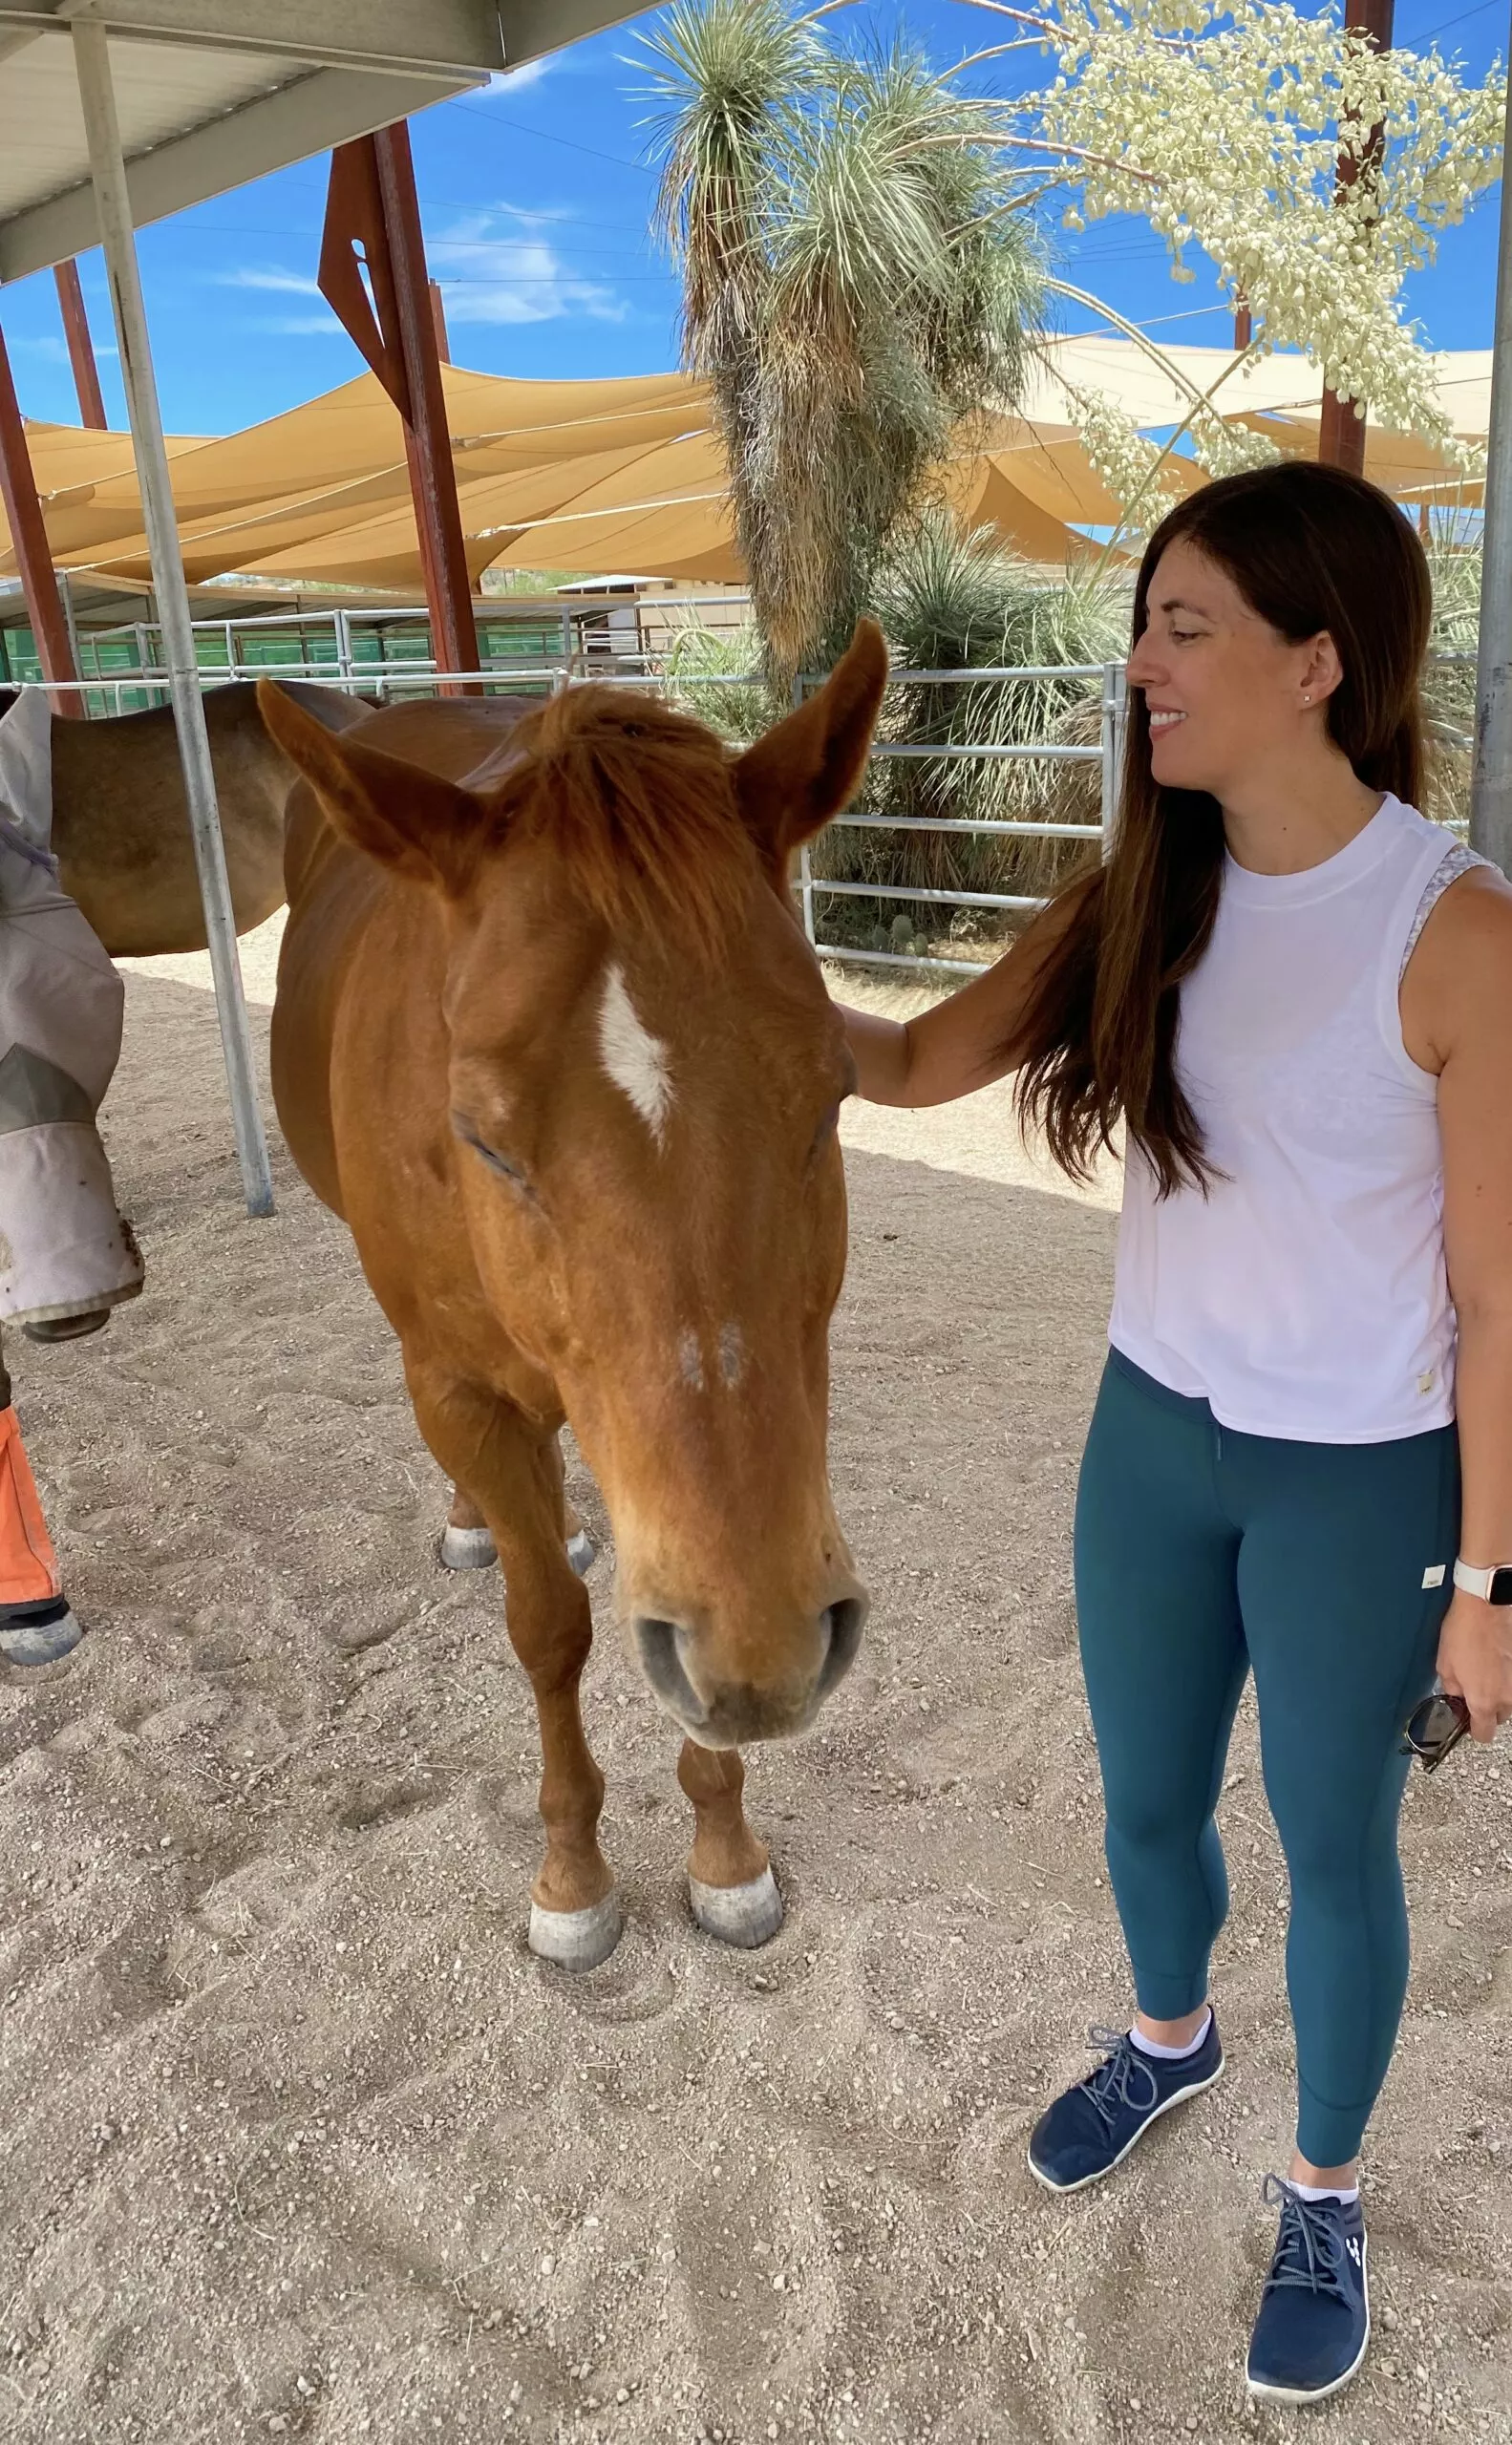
[1437,1592,1512,1745]
[837,876,1091,1110]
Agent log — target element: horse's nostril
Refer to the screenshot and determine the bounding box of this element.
[632,1616,707,1724]
[817,1594,866,1698]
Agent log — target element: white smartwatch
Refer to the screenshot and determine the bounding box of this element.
[1452,1558,1512,1606]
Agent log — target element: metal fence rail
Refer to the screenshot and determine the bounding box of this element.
[7,645,1131,986]
[11,627,1480,987]
[793,659,1127,980]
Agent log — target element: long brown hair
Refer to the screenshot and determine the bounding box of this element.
[1011,461,1432,1194]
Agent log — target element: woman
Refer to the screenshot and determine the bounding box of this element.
[842,463,1512,2406]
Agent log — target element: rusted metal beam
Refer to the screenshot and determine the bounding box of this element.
[0,322,84,716]
[1318,0,1394,475]
[429,277,450,365]
[53,258,107,429]
[319,125,479,692]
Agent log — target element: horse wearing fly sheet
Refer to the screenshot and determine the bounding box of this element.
[258,626,888,1971]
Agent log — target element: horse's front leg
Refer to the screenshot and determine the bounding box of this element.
[408,1365,621,1970]
[677,1739,784,1948]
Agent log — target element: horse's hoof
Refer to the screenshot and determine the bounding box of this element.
[438,1522,497,1571]
[689,1865,783,1948]
[566,1529,597,1578]
[0,1595,85,1667]
[528,1890,624,1971]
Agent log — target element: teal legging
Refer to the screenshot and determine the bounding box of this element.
[1074,1350,1459,2168]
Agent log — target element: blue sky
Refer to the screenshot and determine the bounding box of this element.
[0,0,1504,437]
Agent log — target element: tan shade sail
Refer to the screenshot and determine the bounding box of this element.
[1,341,1491,596]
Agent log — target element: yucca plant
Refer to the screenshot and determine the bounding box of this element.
[643,1,1042,691]
[807,515,1129,954]
[661,612,773,744]
[1420,507,1480,835]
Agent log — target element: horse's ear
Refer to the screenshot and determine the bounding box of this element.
[257,680,486,892]
[734,619,889,863]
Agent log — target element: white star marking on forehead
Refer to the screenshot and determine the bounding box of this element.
[598,963,672,1144]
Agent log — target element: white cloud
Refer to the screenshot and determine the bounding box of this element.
[213,267,322,296]
[429,213,627,328]
[488,56,554,92]
[250,315,343,336]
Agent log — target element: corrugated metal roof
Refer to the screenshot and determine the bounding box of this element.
[0,4,647,282]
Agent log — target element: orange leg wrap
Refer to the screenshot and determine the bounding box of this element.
[0,1407,62,1606]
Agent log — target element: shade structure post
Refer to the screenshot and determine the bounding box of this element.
[429,278,450,365]
[1100,661,1126,859]
[319,127,480,696]
[53,259,107,429]
[0,320,85,717]
[72,16,273,1219]
[1317,0,1394,474]
[373,125,480,694]
[1470,31,1512,878]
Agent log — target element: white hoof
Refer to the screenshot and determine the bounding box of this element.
[566,1529,597,1578]
[528,1890,624,1971]
[439,1522,497,1571]
[689,1865,783,1948]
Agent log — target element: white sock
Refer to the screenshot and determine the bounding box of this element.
[1129,2007,1212,2061]
[1289,2179,1360,2207]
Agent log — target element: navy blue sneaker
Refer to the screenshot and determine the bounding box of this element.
[1246,2176,1370,2405]
[1027,2014,1224,2194]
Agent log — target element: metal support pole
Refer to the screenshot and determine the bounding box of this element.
[0,322,85,716]
[559,605,573,689]
[73,17,273,1217]
[53,259,107,429]
[1318,0,1394,473]
[793,671,819,946]
[372,125,480,695]
[1470,34,1512,877]
[332,606,354,689]
[1099,661,1127,859]
[429,278,450,365]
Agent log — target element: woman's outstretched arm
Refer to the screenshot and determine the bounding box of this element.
[840,881,1085,1108]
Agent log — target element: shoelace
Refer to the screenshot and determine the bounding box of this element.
[1260,2175,1355,2303]
[1077,2026,1161,2129]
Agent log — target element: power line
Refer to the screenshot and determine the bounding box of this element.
[442,95,652,176]
[1416,0,1500,40]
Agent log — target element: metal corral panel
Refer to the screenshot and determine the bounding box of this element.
[0,3,648,283]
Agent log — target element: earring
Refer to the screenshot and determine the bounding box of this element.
[1303,693,1311,706]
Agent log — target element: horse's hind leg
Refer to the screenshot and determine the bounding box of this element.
[440,1434,596,1578]
[677,1740,784,1948]
[409,1366,621,1971]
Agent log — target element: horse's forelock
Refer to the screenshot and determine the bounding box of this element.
[482,685,756,958]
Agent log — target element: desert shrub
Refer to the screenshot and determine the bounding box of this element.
[809,516,1130,955]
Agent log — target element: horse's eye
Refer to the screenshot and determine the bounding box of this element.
[452,1116,531,1191]
[475,1143,529,1187]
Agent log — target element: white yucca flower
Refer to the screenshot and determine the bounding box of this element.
[969,0,1502,498]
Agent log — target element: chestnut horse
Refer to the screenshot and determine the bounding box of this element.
[259,625,887,1971]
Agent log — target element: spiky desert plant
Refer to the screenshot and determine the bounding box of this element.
[807,515,1128,954]
[1419,506,1482,834]
[661,610,773,744]
[644,1,1042,691]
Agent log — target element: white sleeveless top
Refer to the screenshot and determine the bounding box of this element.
[1109,794,1485,1444]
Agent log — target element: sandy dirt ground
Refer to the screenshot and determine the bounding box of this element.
[2,919,1509,2445]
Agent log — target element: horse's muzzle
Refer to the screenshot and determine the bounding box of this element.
[631,1592,867,1746]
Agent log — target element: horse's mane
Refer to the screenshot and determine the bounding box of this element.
[486,683,759,957]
